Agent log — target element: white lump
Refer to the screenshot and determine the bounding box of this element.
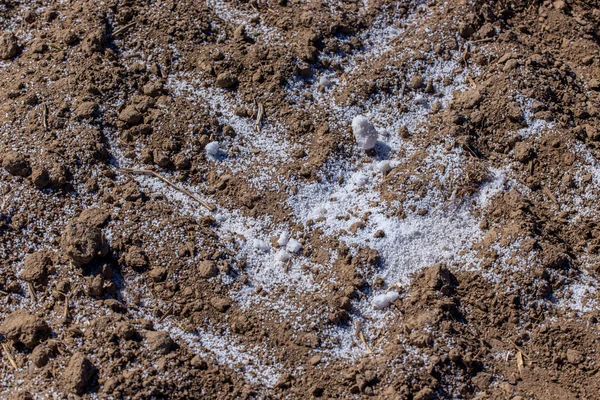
[377,160,391,173]
[318,75,333,88]
[372,291,399,310]
[352,115,378,150]
[286,238,303,254]
[277,231,290,247]
[205,141,220,159]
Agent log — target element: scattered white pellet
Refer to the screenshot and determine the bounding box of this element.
[352,115,378,150]
[372,291,399,310]
[277,231,290,247]
[205,141,220,159]
[286,238,303,254]
[378,160,391,173]
[276,249,291,263]
[253,239,270,253]
[318,75,333,88]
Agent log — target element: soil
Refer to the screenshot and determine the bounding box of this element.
[1,0,600,399]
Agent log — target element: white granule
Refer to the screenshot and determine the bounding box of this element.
[318,76,333,88]
[253,239,270,253]
[205,141,220,158]
[351,115,378,150]
[277,231,290,247]
[377,160,391,173]
[372,291,399,310]
[276,249,291,263]
[286,239,303,254]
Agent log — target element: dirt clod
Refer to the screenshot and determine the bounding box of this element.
[0,310,50,349]
[63,352,97,395]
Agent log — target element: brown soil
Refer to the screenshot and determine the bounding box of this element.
[1,0,600,399]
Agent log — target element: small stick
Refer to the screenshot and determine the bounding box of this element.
[1,342,18,369]
[0,289,8,296]
[42,104,49,130]
[63,294,71,324]
[158,306,173,323]
[112,22,136,37]
[542,185,558,205]
[355,320,373,354]
[118,168,216,211]
[469,37,494,44]
[27,282,37,303]
[255,102,264,133]
[284,259,292,272]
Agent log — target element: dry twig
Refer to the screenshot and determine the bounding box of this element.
[42,104,49,130]
[63,294,71,324]
[1,342,18,369]
[355,320,373,354]
[255,102,264,133]
[27,282,37,303]
[118,168,216,211]
[112,22,136,37]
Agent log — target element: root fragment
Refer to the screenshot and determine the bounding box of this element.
[1,342,18,369]
[254,102,264,133]
[118,168,216,211]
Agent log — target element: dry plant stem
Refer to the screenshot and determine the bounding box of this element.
[355,320,373,353]
[1,343,18,369]
[27,282,36,303]
[63,294,70,324]
[255,102,264,133]
[112,22,137,37]
[42,104,48,130]
[118,168,216,211]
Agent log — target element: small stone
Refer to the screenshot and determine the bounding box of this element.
[409,75,424,89]
[514,142,533,163]
[454,89,483,109]
[118,105,143,125]
[61,215,106,267]
[309,355,322,365]
[116,322,136,339]
[0,310,51,349]
[210,296,231,312]
[233,24,247,41]
[191,355,208,369]
[30,344,53,368]
[504,59,518,72]
[30,166,50,189]
[374,230,385,238]
[2,151,31,177]
[566,349,584,364]
[63,352,97,394]
[590,79,600,91]
[0,35,19,59]
[215,72,238,89]
[123,246,149,271]
[142,81,164,97]
[472,372,492,389]
[87,275,104,297]
[413,387,435,400]
[21,251,51,284]
[149,267,167,282]
[75,101,98,119]
[146,331,174,355]
[199,260,218,278]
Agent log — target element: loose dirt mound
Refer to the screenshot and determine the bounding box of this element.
[1,0,600,398]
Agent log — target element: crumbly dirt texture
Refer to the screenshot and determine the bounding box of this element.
[1,0,600,399]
